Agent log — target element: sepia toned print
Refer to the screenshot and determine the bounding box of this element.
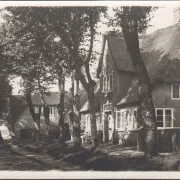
[0,1,180,179]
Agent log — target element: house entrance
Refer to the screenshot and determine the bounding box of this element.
[108,114,113,141]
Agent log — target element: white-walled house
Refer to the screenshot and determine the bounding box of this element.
[10,92,60,139]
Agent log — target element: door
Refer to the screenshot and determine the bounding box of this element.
[108,115,113,141]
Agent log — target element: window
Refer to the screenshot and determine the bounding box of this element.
[85,115,91,134]
[49,107,53,115]
[81,115,84,121]
[96,114,101,131]
[128,112,133,129]
[39,107,43,115]
[172,84,180,99]
[34,107,39,114]
[116,109,137,130]
[156,109,173,127]
[109,75,113,91]
[116,111,125,129]
[117,112,121,129]
[34,106,43,115]
[80,115,86,131]
[34,106,53,115]
[103,74,113,92]
[133,111,137,129]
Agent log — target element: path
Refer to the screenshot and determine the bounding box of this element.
[0,149,52,171]
[0,143,75,171]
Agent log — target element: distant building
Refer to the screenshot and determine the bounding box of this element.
[66,81,101,142]
[10,92,60,139]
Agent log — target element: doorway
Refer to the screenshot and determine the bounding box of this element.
[108,114,113,141]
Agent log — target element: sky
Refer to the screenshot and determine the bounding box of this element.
[3,1,178,94]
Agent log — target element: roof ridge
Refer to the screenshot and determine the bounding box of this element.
[105,31,122,37]
[34,91,59,94]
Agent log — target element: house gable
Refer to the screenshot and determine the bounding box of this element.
[97,31,134,79]
[14,106,35,138]
[98,31,136,108]
[99,24,180,107]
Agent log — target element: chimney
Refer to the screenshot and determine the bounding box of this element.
[173,7,180,25]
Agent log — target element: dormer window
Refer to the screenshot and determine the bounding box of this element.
[103,74,113,92]
[171,84,180,99]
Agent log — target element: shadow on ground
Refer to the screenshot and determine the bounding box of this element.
[8,140,180,171]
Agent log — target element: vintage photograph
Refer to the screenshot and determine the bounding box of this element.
[0,1,180,178]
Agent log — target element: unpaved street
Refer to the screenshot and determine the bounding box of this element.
[0,148,55,171]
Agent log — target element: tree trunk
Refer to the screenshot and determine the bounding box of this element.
[130,47,157,158]
[72,46,98,152]
[58,74,65,144]
[70,75,74,141]
[38,81,50,142]
[0,74,12,137]
[121,21,157,158]
[43,105,50,142]
[103,112,108,142]
[5,97,14,138]
[73,78,81,148]
[112,109,116,145]
[0,97,12,136]
[88,88,98,152]
[0,131,3,142]
[25,83,40,141]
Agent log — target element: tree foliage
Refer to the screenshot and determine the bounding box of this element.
[1,7,107,149]
[1,7,67,141]
[47,7,107,150]
[113,7,158,33]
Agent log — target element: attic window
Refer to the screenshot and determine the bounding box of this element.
[172,84,180,99]
[103,74,113,92]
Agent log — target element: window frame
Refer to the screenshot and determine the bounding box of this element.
[116,108,137,131]
[171,84,180,100]
[85,115,91,133]
[34,106,39,114]
[102,74,113,92]
[34,106,43,115]
[156,108,174,128]
[95,113,101,131]
[49,106,53,115]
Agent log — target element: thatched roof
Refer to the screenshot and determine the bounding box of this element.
[117,79,139,106]
[10,95,27,122]
[97,23,180,106]
[79,80,100,112]
[65,80,100,115]
[31,92,60,106]
[141,23,180,83]
[97,31,134,78]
